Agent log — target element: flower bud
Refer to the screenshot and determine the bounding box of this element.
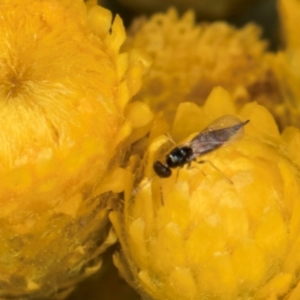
[111,87,300,300]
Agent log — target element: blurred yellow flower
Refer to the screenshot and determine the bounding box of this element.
[269,0,300,128]
[111,87,300,300]
[0,0,149,298]
[278,0,300,49]
[124,8,284,127]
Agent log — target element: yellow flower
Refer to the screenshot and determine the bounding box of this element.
[124,9,284,127]
[111,87,300,300]
[0,0,150,298]
[278,0,300,49]
[269,0,300,128]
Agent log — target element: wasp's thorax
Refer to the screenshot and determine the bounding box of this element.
[166,146,193,168]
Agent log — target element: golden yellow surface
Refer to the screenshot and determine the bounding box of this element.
[0,0,148,298]
[111,87,300,300]
[2,0,300,299]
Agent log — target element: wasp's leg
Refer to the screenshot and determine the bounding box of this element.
[164,133,176,146]
[196,159,233,184]
[185,160,207,177]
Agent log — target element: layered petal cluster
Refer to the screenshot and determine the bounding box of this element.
[124,9,284,127]
[111,87,300,300]
[0,0,149,298]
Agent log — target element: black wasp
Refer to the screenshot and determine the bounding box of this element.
[153,115,250,178]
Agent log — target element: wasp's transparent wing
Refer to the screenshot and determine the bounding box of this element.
[203,115,244,132]
[188,115,249,158]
